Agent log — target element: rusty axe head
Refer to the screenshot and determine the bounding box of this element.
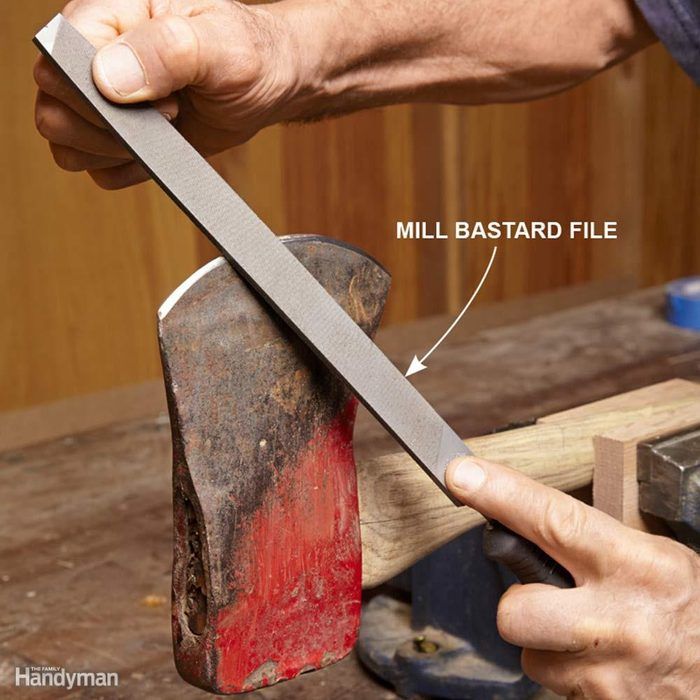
[158,235,390,693]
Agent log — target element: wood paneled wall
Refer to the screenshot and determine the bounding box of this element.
[2,2,699,413]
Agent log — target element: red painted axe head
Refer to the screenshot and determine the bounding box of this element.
[158,235,390,693]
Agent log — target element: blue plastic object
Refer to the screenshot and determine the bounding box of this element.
[667,277,700,331]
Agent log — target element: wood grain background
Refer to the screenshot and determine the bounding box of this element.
[2,1,699,413]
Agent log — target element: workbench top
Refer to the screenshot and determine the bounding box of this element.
[1,283,699,699]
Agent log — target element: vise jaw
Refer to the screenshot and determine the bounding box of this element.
[638,426,700,549]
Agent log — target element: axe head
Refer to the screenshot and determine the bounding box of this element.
[158,235,390,693]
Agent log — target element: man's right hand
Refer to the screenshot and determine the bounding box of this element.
[34,0,303,189]
[446,457,700,698]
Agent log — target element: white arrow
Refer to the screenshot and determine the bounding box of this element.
[405,246,498,377]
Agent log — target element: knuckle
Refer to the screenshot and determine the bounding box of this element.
[573,616,613,653]
[521,650,576,697]
[519,649,534,675]
[227,45,263,86]
[63,0,80,16]
[628,536,694,595]
[682,545,700,589]
[88,170,116,190]
[575,669,617,699]
[51,146,82,172]
[658,540,696,584]
[33,60,56,91]
[35,103,59,140]
[89,168,135,191]
[35,109,49,139]
[496,589,521,643]
[156,15,201,72]
[534,497,588,551]
[652,546,685,583]
[615,617,656,664]
[519,649,544,683]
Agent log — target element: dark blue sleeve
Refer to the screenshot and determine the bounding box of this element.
[635,0,700,83]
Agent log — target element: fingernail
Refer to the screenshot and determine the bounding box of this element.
[96,43,146,97]
[451,458,486,493]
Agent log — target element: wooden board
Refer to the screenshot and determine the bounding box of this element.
[0,380,164,453]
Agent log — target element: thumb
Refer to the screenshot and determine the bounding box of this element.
[445,456,624,577]
[92,15,204,103]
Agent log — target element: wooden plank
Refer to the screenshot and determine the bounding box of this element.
[375,277,634,360]
[359,379,700,588]
[0,380,165,453]
[540,377,700,424]
[592,406,700,531]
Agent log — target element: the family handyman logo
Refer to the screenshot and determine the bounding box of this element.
[15,665,119,689]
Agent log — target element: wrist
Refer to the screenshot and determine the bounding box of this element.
[253,0,356,121]
[256,0,447,120]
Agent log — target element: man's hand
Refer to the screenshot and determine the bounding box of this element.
[34,0,301,189]
[35,0,654,190]
[446,457,700,698]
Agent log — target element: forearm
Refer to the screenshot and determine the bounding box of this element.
[264,0,656,119]
[34,0,657,189]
